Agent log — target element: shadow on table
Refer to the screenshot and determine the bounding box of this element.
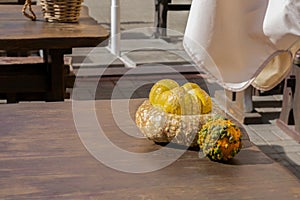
[156,140,275,166]
[257,144,300,179]
[72,74,217,101]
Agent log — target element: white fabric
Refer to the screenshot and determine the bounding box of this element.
[263,0,300,47]
[183,0,300,91]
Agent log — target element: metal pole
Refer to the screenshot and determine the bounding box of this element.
[110,0,121,56]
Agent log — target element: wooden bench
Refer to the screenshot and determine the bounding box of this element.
[0,56,75,103]
[276,50,300,141]
[154,0,191,37]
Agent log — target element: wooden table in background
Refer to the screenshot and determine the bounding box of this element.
[0,5,109,102]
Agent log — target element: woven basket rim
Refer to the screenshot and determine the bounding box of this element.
[41,0,83,2]
[40,0,83,22]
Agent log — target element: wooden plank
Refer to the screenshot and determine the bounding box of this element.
[276,51,300,141]
[0,6,109,51]
[73,64,201,77]
[0,75,48,92]
[168,4,191,11]
[0,99,299,199]
[293,54,300,133]
[0,63,45,101]
[0,56,43,65]
[0,55,74,102]
[278,74,295,125]
[0,61,45,103]
[0,35,109,51]
[0,61,48,93]
[214,88,263,124]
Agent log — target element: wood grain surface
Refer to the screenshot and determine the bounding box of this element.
[0,5,109,51]
[0,99,299,199]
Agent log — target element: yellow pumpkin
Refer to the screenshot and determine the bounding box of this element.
[182,82,212,114]
[149,79,179,106]
[136,79,215,147]
[149,79,211,115]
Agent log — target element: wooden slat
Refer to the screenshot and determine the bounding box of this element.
[168,4,191,11]
[0,99,299,199]
[0,56,43,65]
[0,62,49,93]
[0,55,74,101]
[0,75,48,91]
[0,5,109,51]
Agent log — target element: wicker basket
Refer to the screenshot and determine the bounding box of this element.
[40,0,83,23]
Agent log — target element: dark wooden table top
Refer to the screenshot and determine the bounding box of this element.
[0,5,109,51]
[0,99,299,199]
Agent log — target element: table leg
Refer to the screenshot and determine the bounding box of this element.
[232,86,253,113]
[278,73,295,125]
[6,93,17,103]
[154,0,169,37]
[46,49,71,102]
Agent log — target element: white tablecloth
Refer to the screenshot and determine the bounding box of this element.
[184,0,300,91]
